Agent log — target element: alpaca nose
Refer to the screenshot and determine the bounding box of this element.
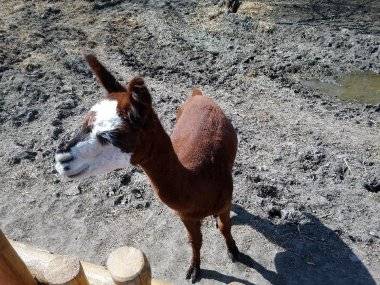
[55,152,74,163]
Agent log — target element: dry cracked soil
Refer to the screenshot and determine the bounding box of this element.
[0,0,379,284]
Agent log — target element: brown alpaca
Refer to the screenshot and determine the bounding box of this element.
[55,55,240,283]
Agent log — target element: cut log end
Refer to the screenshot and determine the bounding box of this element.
[43,255,83,284]
[106,246,151,284]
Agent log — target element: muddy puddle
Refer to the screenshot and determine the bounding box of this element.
[306,72,380,104]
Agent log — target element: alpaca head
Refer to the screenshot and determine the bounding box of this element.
[55,55,152,178]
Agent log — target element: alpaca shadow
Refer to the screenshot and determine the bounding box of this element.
[201,269,257,285]
[201,251,281,285]
[230,204,376,285]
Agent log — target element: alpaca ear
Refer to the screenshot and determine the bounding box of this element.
[127,77,152,128]
[85,54,126,93]
[128,77,152,107]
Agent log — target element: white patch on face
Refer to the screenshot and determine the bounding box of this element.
[90,100,121,135]
[55,99,132,179]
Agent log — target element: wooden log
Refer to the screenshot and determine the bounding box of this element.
[0,230,37,285]
[10,240,89,285]
[10,239,171,285]
[106,247,151,285]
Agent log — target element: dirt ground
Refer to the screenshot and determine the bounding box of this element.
[0,1,379,284]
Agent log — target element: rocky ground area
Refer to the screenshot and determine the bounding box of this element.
[0,0,379,284]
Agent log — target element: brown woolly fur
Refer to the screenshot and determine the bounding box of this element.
[80,55,239,283]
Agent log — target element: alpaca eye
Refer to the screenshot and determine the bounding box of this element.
[97,132,112,145]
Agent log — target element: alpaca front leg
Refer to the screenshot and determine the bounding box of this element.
[181,218,202,283]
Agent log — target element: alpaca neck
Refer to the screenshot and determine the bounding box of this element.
[136,113,188,210]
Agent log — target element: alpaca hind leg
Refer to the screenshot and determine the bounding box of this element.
[182,218,202,283]
[218,209,240,262]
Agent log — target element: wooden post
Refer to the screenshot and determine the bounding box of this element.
[0,229,37,285]
[106,247,151,285]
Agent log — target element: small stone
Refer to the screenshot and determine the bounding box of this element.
[259,165,268,171]
[363,179,380,193]
[26,109,39,122]
[131,189,143,199]
[25,63,42,73]
[268,207,282,219]
[257,21,276,33]
[107,187,117,197]
[65,184,81,196]
[247,175,261,183]
[334,164,347,181]
[281,208,304,223]
[257,184,278,198]
[114,194,128,205]
[114,195,124,205]
[41,7,61,19]
[42,150,52,157]
[369,231,379,238]
[93,0,123,10]
[8,150,37,164]
[56,109,73,120]
[51,119,62,126]
[9,156,21,165]
[226,0,241,13]
[56,99,77,110]
[52,127,63,140]
[348,235,358,242]
[135,202,144,209]
[120,174,131,186]
[274,155,283,162]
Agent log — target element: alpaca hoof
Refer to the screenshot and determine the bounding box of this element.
[185,265,201,283]
[228,246,240,262]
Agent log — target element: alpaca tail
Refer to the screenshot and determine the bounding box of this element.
[191,88,204,97]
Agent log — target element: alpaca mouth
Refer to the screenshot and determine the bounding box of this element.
[67,165,89,178]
